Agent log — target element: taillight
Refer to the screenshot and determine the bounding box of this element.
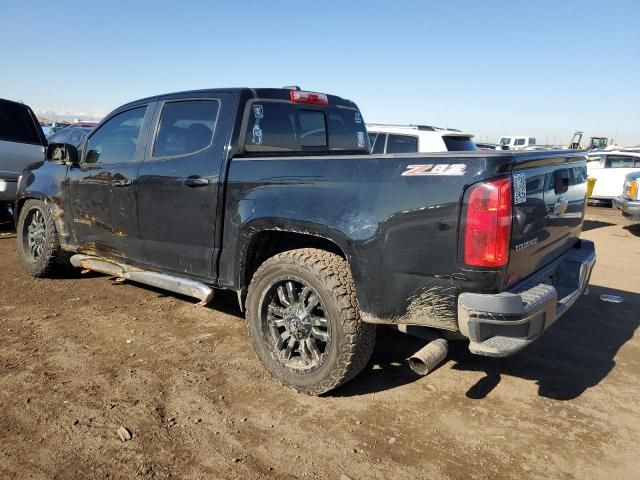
[290,90,329,105]
[463,177,512,267]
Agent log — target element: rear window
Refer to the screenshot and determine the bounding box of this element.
[443,136,478,151]
[0,101,42,144]
[386,134,418,154]
[244,100,368,153]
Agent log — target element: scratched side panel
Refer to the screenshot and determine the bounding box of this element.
[220,152,514,330]
[16,161,74,249]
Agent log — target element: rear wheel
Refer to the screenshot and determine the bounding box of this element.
[17,199,67,277]
[246,248,376,395]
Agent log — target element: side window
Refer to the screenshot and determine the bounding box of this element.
[586,155,601,166]
[85,107,146,164]
[153,100,219,157]
[606,155,636,168]
[371,134,386,154]
[386,134,418,154]
[0,101,41,144]
[529,137,536,145]
[514,138,525,146]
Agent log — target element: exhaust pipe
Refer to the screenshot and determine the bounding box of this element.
[408,338,448,376]
[395,325,449,376]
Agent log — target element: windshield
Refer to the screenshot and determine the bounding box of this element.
[499,137,511,145]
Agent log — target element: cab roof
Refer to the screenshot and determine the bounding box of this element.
[117,88,358,111]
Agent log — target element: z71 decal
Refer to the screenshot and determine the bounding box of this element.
[401,164,467,176]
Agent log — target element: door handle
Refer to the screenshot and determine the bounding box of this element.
[111,178,133,187]
[183,176,210,187]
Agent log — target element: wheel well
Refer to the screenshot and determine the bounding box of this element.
[14,198,26,217]
[242,230,346,291]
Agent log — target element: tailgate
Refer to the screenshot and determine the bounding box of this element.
[507,151,588,285]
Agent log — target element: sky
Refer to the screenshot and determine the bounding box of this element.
[1,0,638,146]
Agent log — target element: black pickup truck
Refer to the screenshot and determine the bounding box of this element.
[14,87,595,394]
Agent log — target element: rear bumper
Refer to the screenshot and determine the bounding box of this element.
[458,240,596,357]
[614,196,640,220]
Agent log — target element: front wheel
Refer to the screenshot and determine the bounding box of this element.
[16,199,67,277]
[246,248,376,395]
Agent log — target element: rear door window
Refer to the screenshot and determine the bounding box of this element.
[0,101,42,144]
[153,99,220,157]
[442,136,477,151]
[386,134,418,154]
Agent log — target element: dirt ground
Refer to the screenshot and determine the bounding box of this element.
[0,206,638,480]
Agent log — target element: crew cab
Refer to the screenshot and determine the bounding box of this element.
[15,87,595,394]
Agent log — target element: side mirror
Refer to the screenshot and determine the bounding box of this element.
[47,143,79,165]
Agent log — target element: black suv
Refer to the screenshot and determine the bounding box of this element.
[0,98,47,221]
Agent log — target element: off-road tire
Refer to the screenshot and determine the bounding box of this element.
[246,248,376,395]
[16,199,67,277]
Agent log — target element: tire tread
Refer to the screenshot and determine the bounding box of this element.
[246,248,376,395]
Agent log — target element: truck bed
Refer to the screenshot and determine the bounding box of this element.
[220,150,588,332]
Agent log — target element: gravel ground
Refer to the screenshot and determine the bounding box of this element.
[0,206,638,479]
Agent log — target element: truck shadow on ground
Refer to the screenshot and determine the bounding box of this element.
[29,263,638,402]
[337,285,638,400]
[623,223,640,237]
[582,219,615,232]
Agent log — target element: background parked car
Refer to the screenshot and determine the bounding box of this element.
[47,125,94,147]
[0,98,47,221]
[587,150,640,205]
[367,124,477,153]
[614,170,640,220]
[498,135,537,150]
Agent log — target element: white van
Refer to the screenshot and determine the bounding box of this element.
[498,136,536,150]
